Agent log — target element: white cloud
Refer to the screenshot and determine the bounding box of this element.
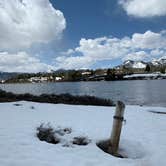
[0,52,54,73]
[123,51,149,61]
[0,0,66,50]
[55,56,93,69]
[55,37,129,69]
[119,0,166,18]
[61,49,75,55]
[55,30,166,69]
[150,49,166,58]
[132,30,166,49]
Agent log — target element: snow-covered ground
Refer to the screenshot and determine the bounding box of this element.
[0,101,166,166]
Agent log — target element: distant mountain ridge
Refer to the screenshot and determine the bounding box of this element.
[123,60,147,69]
[116,57,166,70]
[151,57,166,66]
[0,57,166,79]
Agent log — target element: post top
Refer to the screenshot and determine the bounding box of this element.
[115,101,125,117]
[116,101,125,109]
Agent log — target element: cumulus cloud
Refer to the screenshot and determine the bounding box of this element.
[132,30,166,49]
[61,49,75,55]
[0,0,66,72]
[123,51,149,61]
[0,0,66,50]
[0,52,54,73]
[150,49,165,57]
[119,0,166,18]
[55,30,166,69]
[55,56,94,69]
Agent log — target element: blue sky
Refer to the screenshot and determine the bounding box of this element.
[52,0,166,44]
[49,0,166,68]
[0,0,166,72]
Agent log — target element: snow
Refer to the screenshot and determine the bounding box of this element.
[158,57,166,64]
[0,101,166,166]
[124,73,166,78]
[123,60,147,69]
[151,60,161,66]
[132,62,146,69]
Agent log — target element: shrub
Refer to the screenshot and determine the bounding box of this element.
[72,136,91,146]
[0,89,115,106]
[13,103,22,106]
[55,127,72,136]
[30,106,35,109]
[36,123,60,144]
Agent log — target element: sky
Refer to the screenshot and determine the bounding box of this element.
[0,0,166,72]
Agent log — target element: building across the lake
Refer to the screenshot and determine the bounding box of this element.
[0,80,5,84]
[28,76,63,83]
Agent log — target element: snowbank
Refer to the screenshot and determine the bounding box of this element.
[0,101,166,166]
[124,73,166,78]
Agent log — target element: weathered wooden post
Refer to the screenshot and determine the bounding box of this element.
[108,101,125,155]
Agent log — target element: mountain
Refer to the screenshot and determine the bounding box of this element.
[151,57,166,67]
[123,60,147,69]
[116,57,166,70]
[116,60,147,70]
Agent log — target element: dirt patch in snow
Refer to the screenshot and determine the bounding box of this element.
[148,110,166,114]
[97,139,146,159]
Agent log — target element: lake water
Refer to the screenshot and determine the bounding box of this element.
[0,80,166,107]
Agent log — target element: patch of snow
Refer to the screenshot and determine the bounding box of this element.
[158,56,166,64]
[0,101,166,166]
[132,62,146,69]
[123,60,134,68]
[151,60,160,66]
[124,73,166,78]
[123,60,147,69]
[151,57,166,66]
[124,60,133,65]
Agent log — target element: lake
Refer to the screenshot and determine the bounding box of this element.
[0,80,166,107]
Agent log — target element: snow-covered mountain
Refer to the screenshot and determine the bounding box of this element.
[116,57,166,69]
[151,57,166,66]
[123,60,147,69]
[115,60,147,69]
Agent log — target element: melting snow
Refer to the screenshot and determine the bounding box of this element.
[0,101,166,166]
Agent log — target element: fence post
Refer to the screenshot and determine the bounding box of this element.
[108,101,125,155]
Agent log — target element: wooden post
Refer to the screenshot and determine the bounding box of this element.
[108,101,125,155]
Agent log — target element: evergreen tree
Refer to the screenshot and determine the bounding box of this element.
[145,64,151,72]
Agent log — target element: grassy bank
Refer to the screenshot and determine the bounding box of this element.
[0,89,114,106]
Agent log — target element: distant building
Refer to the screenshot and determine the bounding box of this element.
[0,80,5,83]
[81,71,92,75]
[55,77,62,81]
[29,77,48,83]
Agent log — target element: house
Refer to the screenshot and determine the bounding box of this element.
[81,71,92,76]
[29,77,49,83]
[0,80,5,83]
[55,77,62,81]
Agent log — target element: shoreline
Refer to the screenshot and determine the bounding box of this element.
[1,89,165,108]
[1,77,166,84]
[1,73,166,84]
[0,89,114,107]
